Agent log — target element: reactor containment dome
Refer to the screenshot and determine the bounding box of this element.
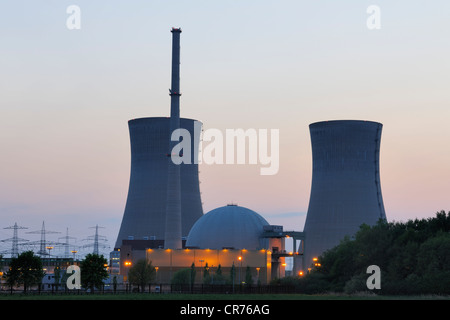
[186,205,270,250]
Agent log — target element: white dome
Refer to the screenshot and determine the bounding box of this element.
[185,205,270,250]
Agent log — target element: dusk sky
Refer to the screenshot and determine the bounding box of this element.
[1,1,449,257]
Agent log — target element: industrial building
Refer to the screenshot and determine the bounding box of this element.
[118,204,304,284]
[114,29,387,285]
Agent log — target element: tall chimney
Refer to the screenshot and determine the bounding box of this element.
[164,27,183,249]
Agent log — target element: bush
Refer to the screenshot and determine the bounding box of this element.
[307,211,450,295]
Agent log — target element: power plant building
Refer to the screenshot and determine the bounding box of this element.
[114,28,388,284]
[303,120,387,267]
[119,205,294,283]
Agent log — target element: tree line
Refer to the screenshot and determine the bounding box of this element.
[279,210,450,295]
[2,252,109,293]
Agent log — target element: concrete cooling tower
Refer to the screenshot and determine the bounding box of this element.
[114,117,203,249]
[303,120,387,267]
[115,28,203,249]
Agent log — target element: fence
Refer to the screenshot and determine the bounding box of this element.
[0,283,297,296]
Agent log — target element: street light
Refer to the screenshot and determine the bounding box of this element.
[124,260,132,292]
[238,256,242,284]
[256,267,260,284]
[46,246,54,256]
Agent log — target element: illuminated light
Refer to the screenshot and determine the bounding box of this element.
[238,256,242,261]
[299,271,304,276]
[312,257,318,262]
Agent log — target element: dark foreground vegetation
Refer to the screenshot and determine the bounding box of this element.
[277,210,450,295]
[3,211,450,298]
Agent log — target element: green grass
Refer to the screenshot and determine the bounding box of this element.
[1,292,449,300]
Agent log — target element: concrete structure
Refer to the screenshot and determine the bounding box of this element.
[165,27,183,249]
[303,120,387,267]
[114,28,203,249]
[114,117,203,249]
[118,205,299,282]
[186,205,270,250]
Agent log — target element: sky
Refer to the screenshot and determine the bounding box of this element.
[0,1,449,257]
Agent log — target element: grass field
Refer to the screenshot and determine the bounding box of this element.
[0,292,448,300]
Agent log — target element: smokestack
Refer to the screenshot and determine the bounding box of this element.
[164,27,183,249]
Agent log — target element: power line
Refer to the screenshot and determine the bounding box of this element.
[1,222,29,258]
[82,225,109,255]
[26,221,63,257]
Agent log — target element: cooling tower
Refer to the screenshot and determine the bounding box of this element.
[114,117,203,249]
[303,120,386,267]
[115,28,203,249]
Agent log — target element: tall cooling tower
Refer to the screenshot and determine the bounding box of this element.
[114,117,203,249]
[303,120,386,267]
[115,28,203,249]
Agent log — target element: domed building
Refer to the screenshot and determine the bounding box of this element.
[120,204,302,285]
[185,204,270,250]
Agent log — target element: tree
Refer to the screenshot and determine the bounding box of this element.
[190,263,196,287]
[203,262,210,284]
[80,253,108,293]
[6,251,45,293]
[299,211,450,295]
[128,259,156,292]
[245,266,253,286]
[171,268,192,291]
[112,276,118,293]
[230,263,236,285]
